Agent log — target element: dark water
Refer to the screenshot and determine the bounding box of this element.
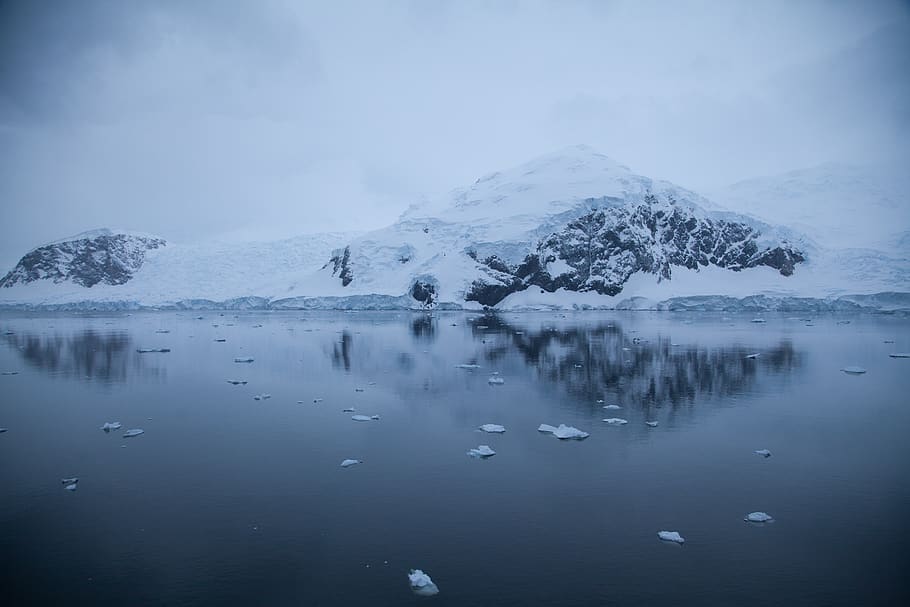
[1,311,908,606]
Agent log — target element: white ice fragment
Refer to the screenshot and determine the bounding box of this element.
[467,445,496,458]
[408,569,439,596]
[645,421,659,428]
[602,418,628,425]
[744,353,761,359]
[539,423,589,440]
[754,449,772,458]
[343,407,355,412]
[351,415,379,422]
[341,459,362,468]
[658,531,685,544]
[234,357,254,363]
[455,364,480,369]
[479,424,506,433]
[1,371,19,375]
[100,422,122,432]
[596,399,604,404]
[65,483,78,491]
[889,353,910,358]
[841,366,867,374]
[370,415,380,420]
[123,429,145,438]
[313,398,324,403]
[226,379,248,385]
[154,329,170,334]
[744,511,774,523]
[136,348,170,353]
[603,404,621,410]
[750,318,766,323]
[487,376,505,385]
[253,394,272,401]
[61,477,78,485]
[355,388,365,392]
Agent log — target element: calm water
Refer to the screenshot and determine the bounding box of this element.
[1,311,908,606]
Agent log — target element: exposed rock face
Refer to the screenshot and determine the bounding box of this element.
[466,194,805,306]
[0,231,166,288]
[410,279,437,306]
[327,246,354,286]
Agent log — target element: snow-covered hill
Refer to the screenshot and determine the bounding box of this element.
[1,146,907,311]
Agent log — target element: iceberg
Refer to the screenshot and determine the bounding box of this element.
[841,366,867,374]
[123,429,145,438]
[234,357,254,363]
[253,394,272,401]
[744,511,774,523]
[603,404,621,410]
[645,421,659,428]
[351,415,379,422]
[488,376,505,385]
[479,424,506,433]
[100,422,122,432]
[657,531,685,544]
[538,423,589,440]
[603,418,628,425]
[61,477,78,485]
[744,353,760,359]
[408,569,439,597]
[754,449,772,458]
[64,482,78,491]
[467,445,496,458]
[341,459,362,468]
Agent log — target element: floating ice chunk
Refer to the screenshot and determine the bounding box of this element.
[837,320,851,325]
[479,424,506,433]
[65,483,78,491]
[750,318,766,323]
[602,418,628,425]
[343,407,355,412]
[253,394,272,401]
[467,445,496,458]
[408,569,439,596]
[234,357,254,363]
[744,511,774,523]
[355,388,365,392]
[596,399,604,404]
[123,429,145,438]
[371,415,380,420]
[889,353,910,358]
[226,380,248,385]
[602,404,621,410]
[658,531,685,544]
[155,329,170,334]
[214,338,226,342]
[100,422,122,432]
[0,428,7,433]
[744,353,761,359]
[313,398,324,403]
[455,364,480,369]
[574,364,583,368]
[645,421,659,428]
[351,415,379,422]
[1,371,19,375]
[487,376,505,385]
[341,459,362,468]
[61,477,78,485]
[841,366,867,374]
[538,423,589,440]
[137,348,170,353]
[754,449,772,458]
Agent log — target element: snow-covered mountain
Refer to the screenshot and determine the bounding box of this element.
[1,146,907,311]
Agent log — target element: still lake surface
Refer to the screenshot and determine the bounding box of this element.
[1,311,908,606]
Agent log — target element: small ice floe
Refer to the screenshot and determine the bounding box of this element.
[343,407,355,412]
[62,477,78,491]
[100,422,122,432]
[744,353,761,360]
[368,381,377,386]
[574,363,583,368]
[136,348,171,353]
[657,531,685,544]
[253,394,272,401]
[538,423,589,440]
[754,449,772,458]
[476,325,489,330]
[214,338,226,342]
[226,380,248,385]
[479,424,506,434]
[341,459,362,468]
[487,376,505,385]
[645,421,659,428]
[841,366,867,374]
[837,320,851,325]
[252,324,263,328]
[603,404,621,410]
[455,363,480,369]
[889,353,910,358]
[234,357,254,363]
[408,569,439,597]
[750,318,766,323]
[154,329,170,334]
[603,418,628,425]
[351,415,380,422]
[355,388,365,392]
[0,428,7,433]
[596,399,604,404]
[1,371,18,375]
[122,429,145,438]
[313,398,324,403]
[467,445,496,458]
[744,511,774,523]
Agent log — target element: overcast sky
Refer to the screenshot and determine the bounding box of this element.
[1,0,908,268]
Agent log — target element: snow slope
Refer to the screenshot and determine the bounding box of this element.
[1,146,907,311]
